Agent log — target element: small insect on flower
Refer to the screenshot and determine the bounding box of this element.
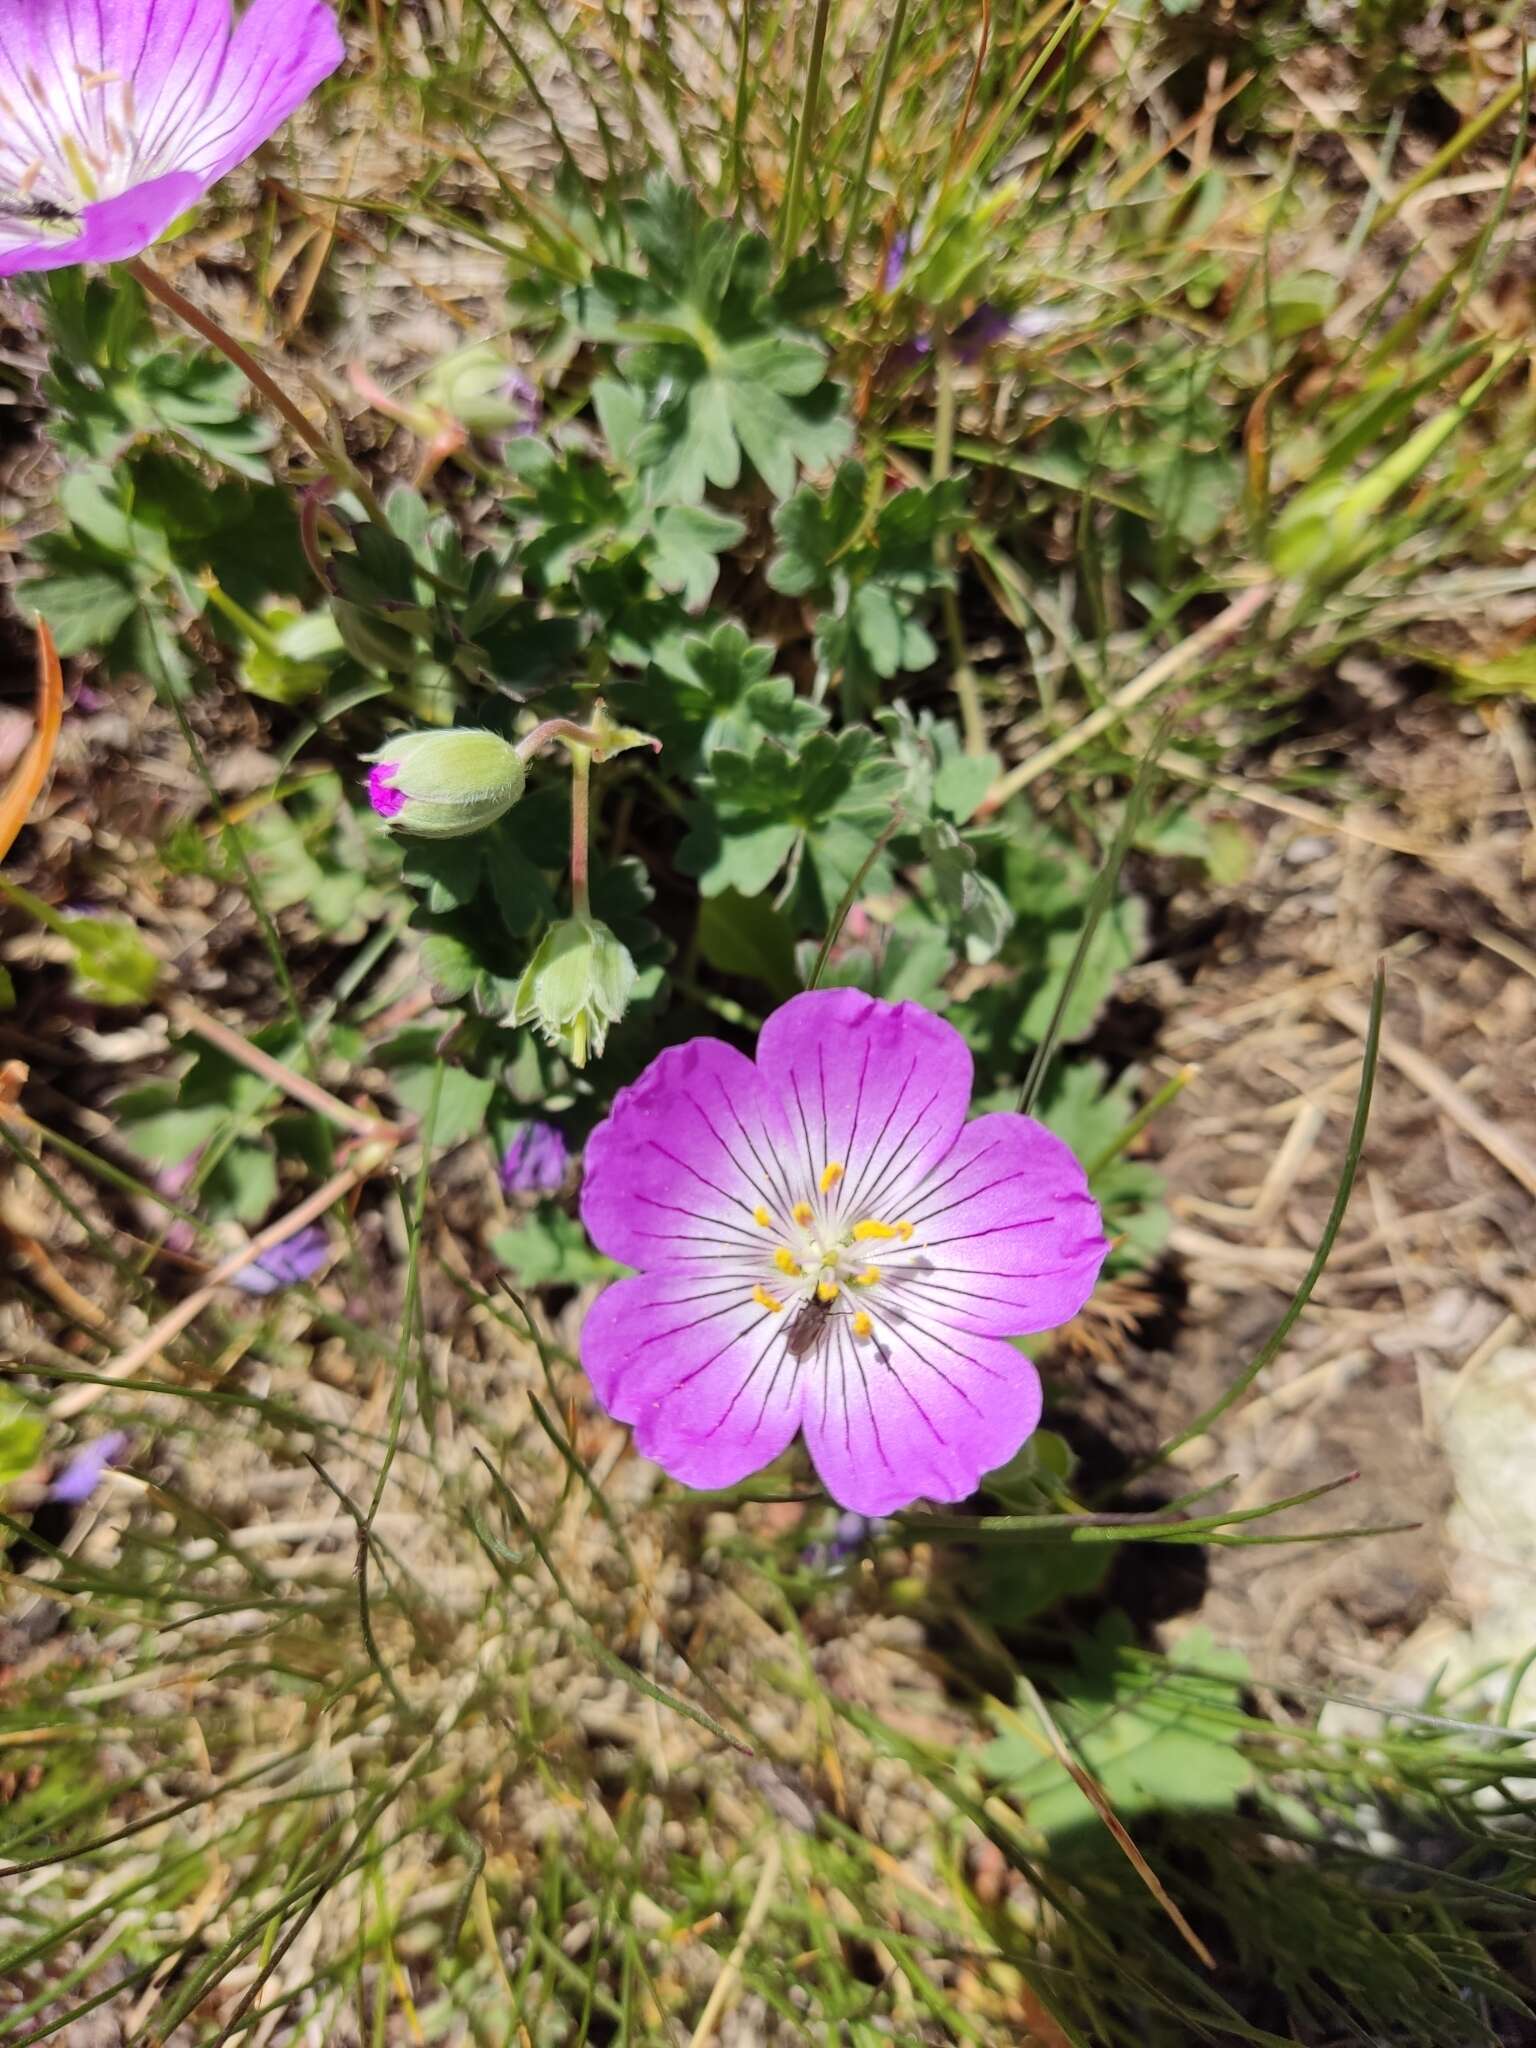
[578,989,1109,1517]
[0,0,345,279]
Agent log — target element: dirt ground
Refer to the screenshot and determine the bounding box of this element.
[1100,687,1536,1701]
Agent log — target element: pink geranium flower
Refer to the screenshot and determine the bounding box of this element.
[579,990,1108,1515]
[0,0,344,278]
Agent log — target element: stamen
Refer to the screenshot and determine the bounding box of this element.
[17,159,42,196]
[752,1284,784,1314]
[853,1266,880,1287]
[852,1310,872,1339]
[752,1205,772,1228]
[895,1220,913,1241]
[819,1161,843,1193]
[773,1248,802,1277]
[61,136,99,199]
[852,1219,899,1242]
[77,68,122,88]
[791,1201,813,1226]
[816,1279,840,1302]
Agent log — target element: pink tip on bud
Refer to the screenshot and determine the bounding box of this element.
[368,762,406,819]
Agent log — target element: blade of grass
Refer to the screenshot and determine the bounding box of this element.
[1016,721,1167,1116]
[1133,966,1384,1477]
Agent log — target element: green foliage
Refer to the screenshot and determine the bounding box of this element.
[375,1028,497,1145]
[980,1618,1255,1839]
[0,1391,44,1493]
[29,456,308,694]
[679,723,907,915]
[237,775,395,941]
[59,915,160,1008]
[564,176,852,501]
[1039,1061,1169,1270]
[40,272,274,474]
[770,462,966,692]
[491,1209,623,1287]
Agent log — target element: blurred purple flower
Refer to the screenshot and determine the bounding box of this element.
[0,0,345,279]
[802,1510,877,1572]
[231,1220,329,1296]
[51,1431,129,1504]
[498,368,542,441]
[882,233,910,293]
[952,303,1017,361]
[500,1120,569,1196]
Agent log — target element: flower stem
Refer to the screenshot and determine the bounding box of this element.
[569,743,592,921]
[514,717,606,762]
[124,254,392,534]
[932,345,986,756]
[840,0,908,268]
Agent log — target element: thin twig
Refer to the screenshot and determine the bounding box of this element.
[168,997,396,1143]
[986,583,1275,805]
[52,1143,395,1419]
[686,1835,783,2048]
[125,255,391,532]
[0,620,63,863]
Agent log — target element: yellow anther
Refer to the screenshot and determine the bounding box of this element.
[852,1219,899,1242]
[61,134,99,199]
[791,1201,814,1226]
[773,1248,802,1277]
[753,1205,772,1228]
[853,1266,880,1287]
[852,1310,872,1338]
[752,1284,784,1314]
[819,1161,843,1193]
[817,1279,841,1302]
[895,1220,913,1241]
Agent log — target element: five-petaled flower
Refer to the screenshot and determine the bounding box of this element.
[0,0,345,279]
[579,990,1107,1516]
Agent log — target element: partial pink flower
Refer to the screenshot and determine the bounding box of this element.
[578,990,1108,1516]
[0,0,345,278]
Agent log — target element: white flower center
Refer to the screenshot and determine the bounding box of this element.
[0,67,154,236]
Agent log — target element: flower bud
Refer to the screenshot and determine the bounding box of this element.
[512,916,636,1068]
[419,343,541,438]
[364,728,527,838]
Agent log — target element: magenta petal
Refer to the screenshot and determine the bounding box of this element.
[0,172,204,277]
[178,0,345,185]
[367,762,406,819]
[581,1271,802,1489]
[0,0,341,279]
[580,1037,780,1273]
[802,1318,1041,1516]
[754,990,972,1218]
[902,1112,1108,1336]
